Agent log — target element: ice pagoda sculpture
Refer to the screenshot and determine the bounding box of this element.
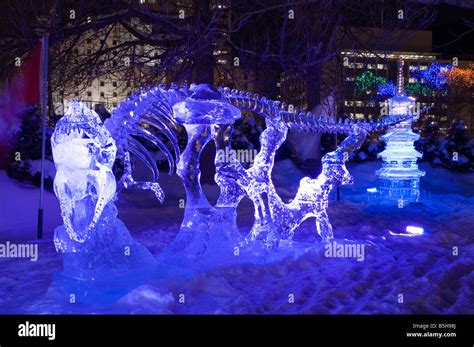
[51,101,155,281]
[376,59,425,203]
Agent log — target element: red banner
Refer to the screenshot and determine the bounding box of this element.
[0,41,42,169]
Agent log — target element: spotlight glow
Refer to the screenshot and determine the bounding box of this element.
[406,226,424,235]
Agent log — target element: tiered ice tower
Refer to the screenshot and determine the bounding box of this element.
[376,59,425,203]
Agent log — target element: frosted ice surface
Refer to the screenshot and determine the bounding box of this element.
[173,84,241,125]
[52,101,117,244]
[51,101,156,283]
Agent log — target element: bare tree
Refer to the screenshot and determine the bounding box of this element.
[0,0,439,176]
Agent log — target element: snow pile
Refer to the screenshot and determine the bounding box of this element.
[0,170,62,240]
[0,160,472,314]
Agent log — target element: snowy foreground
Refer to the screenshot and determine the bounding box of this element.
[0,160,473,314]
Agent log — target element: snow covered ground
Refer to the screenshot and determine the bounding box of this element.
[0,160,473,314]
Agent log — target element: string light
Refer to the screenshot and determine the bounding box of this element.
[411,62,452,91]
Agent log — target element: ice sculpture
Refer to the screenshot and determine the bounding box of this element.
[166,85,414,251]
[104,85,182,203]
[217,109,367,249]
[74,82,416,258]
[162,84,243,256]
[52,101,117,243]
[269,130,367,243]
[47,85,419,304]
[52,101,155,282]
[376,60,425,203]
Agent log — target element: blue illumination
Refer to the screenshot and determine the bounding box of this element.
[377,82,396,98]
[411,62,452,91]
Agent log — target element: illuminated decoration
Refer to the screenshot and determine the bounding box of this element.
[341,50,437,61]
[404,82,431,96]
[447,63,474,89]
[376,62,453,99]
[376,59,425,203]
[412,62,451,91]
[377,82,397,98]
[356,70,389,95]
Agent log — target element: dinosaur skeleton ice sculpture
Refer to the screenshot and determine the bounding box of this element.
[53,83,417,257]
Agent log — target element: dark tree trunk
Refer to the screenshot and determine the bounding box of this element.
[288,64,322,177]
[193,49,214,84]
[305,64,322,110]
[193,0,216,184]
[255,61,281,100]
[192,0,214,84]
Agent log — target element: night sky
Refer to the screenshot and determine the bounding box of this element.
[429,4,474,58]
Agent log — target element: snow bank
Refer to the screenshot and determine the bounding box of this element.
[0,171,62,241]
[0,160,473,314]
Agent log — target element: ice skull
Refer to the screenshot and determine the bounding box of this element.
[173,83,241,126]
[51,101,117,243]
